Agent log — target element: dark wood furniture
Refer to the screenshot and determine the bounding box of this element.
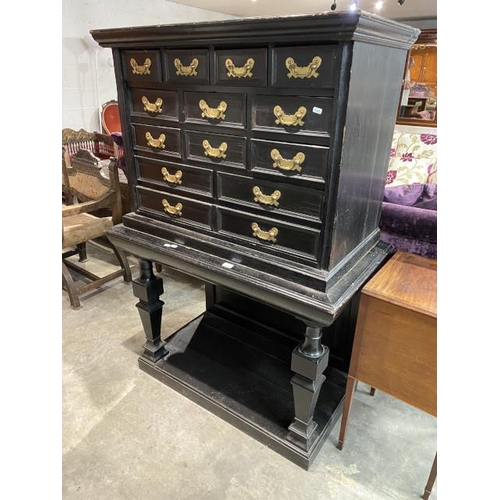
[337,251,437,496]
[91,10,418,469]
[62,154,132,309]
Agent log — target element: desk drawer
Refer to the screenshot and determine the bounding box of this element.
[130,89,178,121]
[123,50,162,83]
[271,45,340,89]
[250,138,329,182]
[218,207,320,263]
[132,124,181,159]
[137,157,213,197]
[164,49,210,85]
[137,186,213,230]
[251,95,333,137]
[183,91,245,129]
[215,48,267,86]
[217,172,324,223]
[185,130,246,169]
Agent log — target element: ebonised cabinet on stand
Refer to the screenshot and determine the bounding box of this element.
[91,10,418,469]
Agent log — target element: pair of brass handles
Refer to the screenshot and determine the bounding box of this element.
[130,55,322,79]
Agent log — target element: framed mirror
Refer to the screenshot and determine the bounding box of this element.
[397,29,437,127]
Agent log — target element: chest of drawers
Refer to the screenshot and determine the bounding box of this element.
[92,10,418,469]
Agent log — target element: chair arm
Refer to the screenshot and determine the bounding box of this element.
[62,192,115,217]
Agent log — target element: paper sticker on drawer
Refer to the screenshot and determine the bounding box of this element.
[313,107,323,115]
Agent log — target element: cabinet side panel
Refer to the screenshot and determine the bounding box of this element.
[328,42,408,268]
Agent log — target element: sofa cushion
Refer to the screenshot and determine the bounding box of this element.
[395,132,437,160]
[386,157,436,186]
[384,183,437,210]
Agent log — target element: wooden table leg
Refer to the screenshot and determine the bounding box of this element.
[422,453,437,499]
[337,375,357,450]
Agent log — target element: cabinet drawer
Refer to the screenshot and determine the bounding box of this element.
[137,157,213,197]
[185,130,246,169]
[215,48,267,86]
[137,186,213,230]
[123,50,162,83]
[251,95,333,137]
[164,49,210,85]
[130,89,178,121]
[183,91,245,129]
[271,45,340,88]
[132,124,181,159]
[218,207,320,263]
[250,138,329,182]
[217,172,324,223]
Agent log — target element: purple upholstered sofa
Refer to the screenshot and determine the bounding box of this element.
[380,130,437,259]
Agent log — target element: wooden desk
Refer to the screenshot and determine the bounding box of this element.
[337,251,437,495]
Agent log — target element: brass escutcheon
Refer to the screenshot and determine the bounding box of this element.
[130,57,152,75]
[162,199,183,216]
[273,105,307,127]
[285,56,322,79]
[270,149,305,172]
[225,57,254,78]
[253,186,281,207]
[142,96,163,113]
[161,167,182,185]
[145,132,166,149]
[251,222,278,243]
[174,57,199,76]
[202,139,227,159]
[199,99,227,120]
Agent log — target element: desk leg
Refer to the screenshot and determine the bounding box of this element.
[132,259,167,363]
[288,324,329,451]
[337,375,356,450]
[422,453,437,500]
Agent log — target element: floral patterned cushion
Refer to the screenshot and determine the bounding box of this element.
[386,157,436,187]
[395,133,437,160]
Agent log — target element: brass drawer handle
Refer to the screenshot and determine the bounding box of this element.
[161,167,182,185]
[285,56,322,79]
[142,96,163,113]
[253,186,281,207]
[130,57,152,75]
[270,149,305,172]
[251,222,278,243]
[273,105,307,126]
[225,57,254,78]
[199,99,227,120]
[162,199,183,216]
[145,132,166,149]
[174,57,199,76]
[202,139,227,159]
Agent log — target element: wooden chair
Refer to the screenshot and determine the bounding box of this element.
[62,150,132,309]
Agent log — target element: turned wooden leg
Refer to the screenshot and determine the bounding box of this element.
[422,453,437,500]
[132,259,167,362]
[337,375,357,450]
[287,324,329,452]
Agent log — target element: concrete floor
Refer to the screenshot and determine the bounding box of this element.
[62,241,437,500]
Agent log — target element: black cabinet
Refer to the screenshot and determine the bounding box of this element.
[92,10,418,469]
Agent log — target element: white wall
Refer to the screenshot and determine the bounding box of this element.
[62,0,236,132]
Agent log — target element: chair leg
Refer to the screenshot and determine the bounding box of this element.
[62,261,81,309]
[422,453,437,500]
[112,245,132,282]
[337,375,357,450]
[77,242,88,262]
[370,387,376,396]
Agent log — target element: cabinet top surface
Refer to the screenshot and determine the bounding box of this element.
[362,251,437,317]
[90,10,419,49]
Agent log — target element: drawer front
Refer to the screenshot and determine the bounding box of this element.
[185,130,246,169]
[215,48,267,86]
[164,49,210,85]
[250,139,329,182]
[183,91,245,129]
[130,89,178,121]
[123,50,162,83]
[251,95,333,137]
[271,45,340,88]
[137,186,213,230]
[218,207,320,263]
[137,157,213,197]
[218,172,324,222]
[132,124,181,159]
